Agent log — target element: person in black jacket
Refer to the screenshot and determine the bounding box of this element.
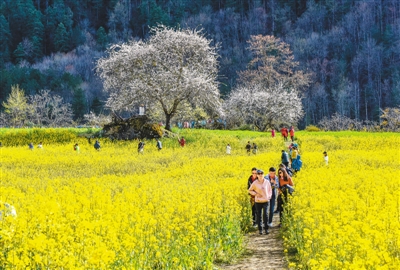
[247,167,258,226]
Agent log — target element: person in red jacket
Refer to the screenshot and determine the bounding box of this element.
[289,126,295,142]
[178,137,186,147]
[280,127,288,141]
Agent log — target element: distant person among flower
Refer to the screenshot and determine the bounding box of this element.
[245,141,251,154]
[74,143,80,153]
[28,142,34,150]
[226,144,231,155]
[323,151,329,165]
[94,140,101,151]
[156,139,162,151]
[252,143,258,154]
[138,141,145,154]
[289,126,295,142]
[37,142,43,149]
[271,128,275,138]
[178,137,186,147]
[281,150,290,167]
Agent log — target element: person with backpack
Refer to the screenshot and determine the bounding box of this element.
[277,168,294,226]
[138,141,145,154]
[248,169,273,235]
[281,150,290,167]
[291,154,303,172]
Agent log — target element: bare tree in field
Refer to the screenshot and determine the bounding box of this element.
[96,25,221,131]
[224,83,303,131]
[226,35,310,130]
[29,90,73,127]
[238,35,311,91]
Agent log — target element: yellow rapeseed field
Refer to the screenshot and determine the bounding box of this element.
[285,132,400,269]
[0,129,283,269]
[1,129,399,269]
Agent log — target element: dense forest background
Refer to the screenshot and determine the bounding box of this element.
[1,0,400,127]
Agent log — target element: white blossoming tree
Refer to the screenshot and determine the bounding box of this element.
[224,83,303,131]
[96,25,221,131]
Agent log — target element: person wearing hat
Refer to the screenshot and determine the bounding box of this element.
[248,169,273,235]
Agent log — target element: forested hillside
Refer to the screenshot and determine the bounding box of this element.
[1,0,400,126]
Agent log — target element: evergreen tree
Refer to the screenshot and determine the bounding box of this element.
[96,26,108,50]
[72,88,87,120]
[90,96,103,114]
[0,15,11,65]
[54,23,70,52]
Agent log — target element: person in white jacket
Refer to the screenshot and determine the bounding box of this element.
[248,169,273,235]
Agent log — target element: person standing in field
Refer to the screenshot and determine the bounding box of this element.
[271,128,275,138]
[74,143,80,153]
[277,168,294,226]
[291,154,303,172]
[28,142,34,150]
[226,144,231,155]
[281,150,290,167]
[37,142,43,149]
[252,143,258,155]
[156,139,162,151]
[178,137,186,147]
[94,140,101,151]
[245,141,251,155]
[289,126,295,142]
[265,167,279,227]
[248,169,273,235]
[138,141,145,154]
[247,167,258,226]
[323,151,329,165]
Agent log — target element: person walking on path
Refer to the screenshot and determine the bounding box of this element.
[138,141,145,154]
[281,150,290,167]
[226,144,231,155]
[277,168,294,226]
[265,167,279,227]
[245,141,251,155]
[156,139,162,151]
[94,140,101,151]
[178,137,186,147]
[247,167,258,226]
[280,127,288,141]
[248,169,273,235]
[289,126,295,142]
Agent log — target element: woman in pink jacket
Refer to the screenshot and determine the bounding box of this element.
[248,169,273,235]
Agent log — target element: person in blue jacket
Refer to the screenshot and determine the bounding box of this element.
[291,155,303,172]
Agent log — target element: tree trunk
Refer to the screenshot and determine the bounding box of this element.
[165,113,172,131]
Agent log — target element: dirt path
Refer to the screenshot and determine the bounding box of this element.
[218,220,287,270]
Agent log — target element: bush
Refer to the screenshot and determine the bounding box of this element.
[305,125,320,132]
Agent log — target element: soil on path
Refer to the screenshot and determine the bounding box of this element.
[218,221,287,270]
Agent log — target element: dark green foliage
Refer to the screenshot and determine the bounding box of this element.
[90,96,103,114]
[72,88,87,120]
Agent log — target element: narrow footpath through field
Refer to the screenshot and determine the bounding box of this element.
[218,218,287,270]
